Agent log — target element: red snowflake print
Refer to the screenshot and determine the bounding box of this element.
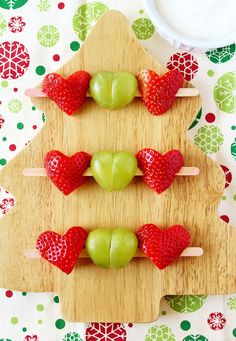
[0,41,30,79]
[8,16,26,33]
[207,312,226,330]
[0,114,5,129]
[24,336,39,341]
[86,323,127,341]
[167,52,199,81]
[220,165,232,188]
[0,197,15,214]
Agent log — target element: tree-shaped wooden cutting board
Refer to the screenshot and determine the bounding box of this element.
[0,10,235,323]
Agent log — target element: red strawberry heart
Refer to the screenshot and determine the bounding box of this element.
[137,224,190,269]
[136,148,184,194]
[43,71,91,115]
[44,150,91,195]
[136,69,183,115]
[36,226,87,274]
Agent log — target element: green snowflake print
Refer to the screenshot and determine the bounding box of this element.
[183,335,208,341]
[188,108,202,130]
[0,14,7,36]
[165,295,207,313]
[132,18,154,40]
[0,339,13,341]
[214,71,236,113]
[73,2,109,41]
[206,44,236,64]
[145,325,175,341]
[227,296,236,309]
[8,99,22,113]
[0,0,29,9]
[194,125,224,154]
[37,25,59,47]
[37,0,51,12]
[231,138,236,160]
[63,332,83,341]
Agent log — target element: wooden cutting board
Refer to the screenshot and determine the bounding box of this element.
[0,10,235,323]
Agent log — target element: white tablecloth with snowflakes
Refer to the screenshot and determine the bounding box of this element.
[0,1,236,340]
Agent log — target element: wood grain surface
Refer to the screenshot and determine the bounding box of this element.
[0,10,234,323]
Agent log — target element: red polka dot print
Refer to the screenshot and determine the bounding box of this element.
[58,2,65,9]
[5,290,13,297]
[205,113,215,123]
[53,54,60,62]
[220,215,229,223]
[9,144,16,151]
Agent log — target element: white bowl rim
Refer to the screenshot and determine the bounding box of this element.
[143,0,236,49]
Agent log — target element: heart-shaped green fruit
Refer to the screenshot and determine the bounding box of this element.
[91,151,138,191]
[85,228,138,268]
[89,71,138,110]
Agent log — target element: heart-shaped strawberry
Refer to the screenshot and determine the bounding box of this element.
[36,226,87,274]
[42,71,91,115]
[44,150,91,195]
[136,69,183,115]
[137,224,190,269]
[136,148,184,194]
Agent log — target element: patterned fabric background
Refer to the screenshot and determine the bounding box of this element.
[0,0,236,340]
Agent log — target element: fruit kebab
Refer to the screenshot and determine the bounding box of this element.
[23,149,200,195]
[25,69,199,115]
[25,226,203,274]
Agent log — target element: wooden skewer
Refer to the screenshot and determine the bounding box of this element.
[25,247,203,259]
[23,167,200,177]
[25,88,199,98]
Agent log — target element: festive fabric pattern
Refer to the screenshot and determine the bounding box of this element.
[0,0,236,340]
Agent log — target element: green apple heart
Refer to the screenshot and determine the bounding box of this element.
[91,151,138,191]
[89,71,138,110]
[85,228,138,268]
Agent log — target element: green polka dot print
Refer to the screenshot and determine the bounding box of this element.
[70,41,80,52]
[36,304,44,311]
[10,317,18,325]
[0,159,7,166]
[36,65,46,75]
[55,318,66,329]
[180,320,191,331]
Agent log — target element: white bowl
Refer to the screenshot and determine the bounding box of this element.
[143,0,236,50]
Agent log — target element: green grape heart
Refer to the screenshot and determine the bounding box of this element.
[85,228,138,268]
[91,151,138,191]
[89,71,138,110]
